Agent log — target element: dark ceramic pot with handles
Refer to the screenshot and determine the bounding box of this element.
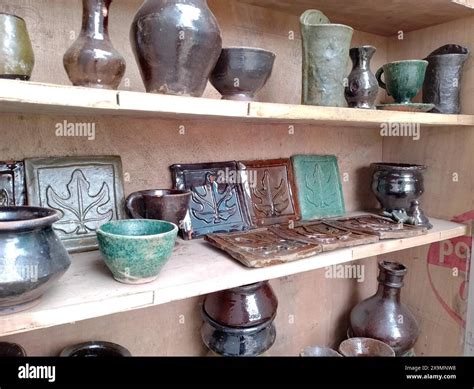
[0,13,35,80]
[125,189,191,227]
[371,163,431,228]
[0,207,71,314]
[130,0,222,96]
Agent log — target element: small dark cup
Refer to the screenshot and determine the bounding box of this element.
[60,341,131,357]
[125,189,191,227]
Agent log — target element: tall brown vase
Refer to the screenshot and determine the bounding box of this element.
[130,0,222,96]
[350,261,420,356]
[63,0,126,89]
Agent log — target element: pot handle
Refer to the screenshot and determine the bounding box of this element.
[125,192,144,219]
[375,67,389,95]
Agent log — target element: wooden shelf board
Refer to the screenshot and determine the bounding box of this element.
[1,80,473,127]
[0,215,468,337]
[238,0,474,36]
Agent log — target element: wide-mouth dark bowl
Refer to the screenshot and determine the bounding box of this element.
[371,162,427,171]
[339,337,395,357]
[0,342,27,357]
[60,341,131,357]
[0,206,60,232]
[98,219,178,238]
[202,281,278,328]
[210,47,276,100]
[133,189,191,198]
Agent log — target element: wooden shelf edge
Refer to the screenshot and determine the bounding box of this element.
[0,216,468,337]
[0,80,473,127]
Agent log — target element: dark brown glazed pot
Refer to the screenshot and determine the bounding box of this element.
[210,47,276,101]
[63,0,126,89]
[203,281,278,328]
[125,189,191,227]
[60,341,131,357]
[350,261,420,356]
[0,342,27,357]
[0,207,71,314]
[130,0,222,96]
[0,13,34,80]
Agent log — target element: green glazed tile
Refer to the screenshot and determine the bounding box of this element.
[291,155,345,220]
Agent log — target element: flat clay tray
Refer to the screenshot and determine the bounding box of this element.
[324,214,427,239]
[270,221,379,251]
[205,228,322,268]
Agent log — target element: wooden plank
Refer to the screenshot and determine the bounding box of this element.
[238,0,474,36]
[0,216,467,337]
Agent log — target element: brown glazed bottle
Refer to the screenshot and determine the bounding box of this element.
[64,0,126,89]
[350,261,420,356]
[130,0,222,96]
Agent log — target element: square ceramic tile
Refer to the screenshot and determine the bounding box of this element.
[25,156,125,252]
[204,228,322,268]
[238,159,300,227]
[0,161,26,206]
[170,161,251,239]
[291,155,345,220]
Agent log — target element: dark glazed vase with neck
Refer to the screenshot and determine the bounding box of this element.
[345,45,378,109]
[130,0,222,96]
[64,0,126,89]
[350,261,420,356]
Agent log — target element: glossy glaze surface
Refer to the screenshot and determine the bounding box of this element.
[131,0,222,96]
[63,0,126,89]
[0,207,71,314]
[339,337,395,357]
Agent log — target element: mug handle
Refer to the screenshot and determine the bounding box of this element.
[125,192,144,219]
[375,67,389,95]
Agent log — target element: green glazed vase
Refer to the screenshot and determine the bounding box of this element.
[300,10,353,107]
[376,60,428,104]
[0,13,35,80]
[97,219,178,284]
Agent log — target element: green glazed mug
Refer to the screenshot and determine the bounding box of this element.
[376,60,428,104]
[0,13,35,80]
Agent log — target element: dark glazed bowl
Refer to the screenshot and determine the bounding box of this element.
[339,337,395,357]
[125,189,191,227]
[203,281,278,328]
[60,341,131,357]
[0,206,71,314]
[210,47,276,101]
[0,342,27,357]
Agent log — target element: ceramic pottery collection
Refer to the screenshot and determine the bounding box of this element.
[371,162,431,228]
[0,13,34,80]
[201,281,278,356]
[349,261,420,356]
[0,206,71,314]
[64,0,126,89]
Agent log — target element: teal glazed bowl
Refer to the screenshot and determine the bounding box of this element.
[97,220,178,284]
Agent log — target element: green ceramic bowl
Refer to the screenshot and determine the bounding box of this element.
[97,220,178,284]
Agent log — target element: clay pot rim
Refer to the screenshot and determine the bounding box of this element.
[221,47,276,57]
[0,342,27,357]
[379,260,407,275]
[59,341,131,357]
[127,189,192,198]
[338,337,396,357]
[301,22,354,31]
[0,206,61,232]
[201,306,276,333]
[97,219,178,239]
[300,346,343,357]
[383,59,428,66]
[350,45,376,51]
[371,162,427,171]
[0,12,25,22]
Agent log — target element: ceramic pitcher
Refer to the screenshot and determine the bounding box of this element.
[300,10,353,107]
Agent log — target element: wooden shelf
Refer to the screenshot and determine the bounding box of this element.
[1,80,473,127]
[0,215,468,337]
[238,0,474,36]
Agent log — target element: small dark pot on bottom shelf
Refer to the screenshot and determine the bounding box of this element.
[0,342,27,357]
[60,341,131,357]
[201,309,276,356]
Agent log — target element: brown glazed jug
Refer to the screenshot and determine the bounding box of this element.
[63,0,126,89]
[350,261,420,356]
[130,0,222,96]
